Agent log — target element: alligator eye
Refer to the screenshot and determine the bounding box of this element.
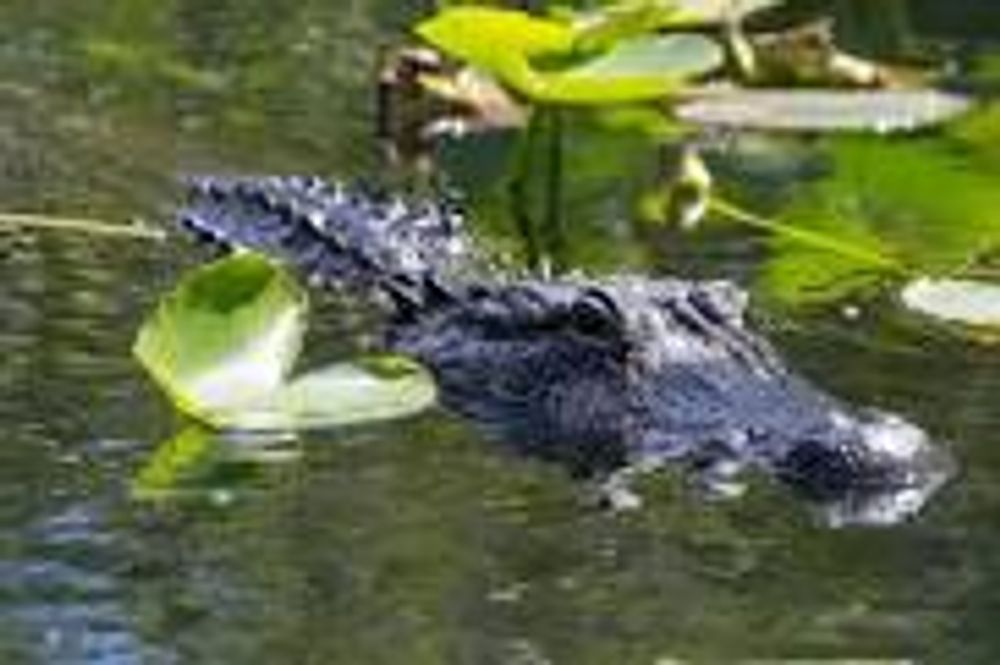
[570,289,622,339]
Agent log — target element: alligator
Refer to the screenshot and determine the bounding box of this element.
[178,175,953,526]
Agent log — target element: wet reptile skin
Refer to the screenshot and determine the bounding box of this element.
[178,176,953,526]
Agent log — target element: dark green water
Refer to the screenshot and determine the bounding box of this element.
[1,1,999,663]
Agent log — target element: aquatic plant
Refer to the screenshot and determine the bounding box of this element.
[133,252,436,431]
[405,1,971,273]
[757,137,1000,312]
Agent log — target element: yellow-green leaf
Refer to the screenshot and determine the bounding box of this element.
[528,35,720,104]
[415,7,574,70]
[133,253,307,423]
[211,357,437,431]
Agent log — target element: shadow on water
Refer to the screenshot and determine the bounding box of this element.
[1,0,1000,663]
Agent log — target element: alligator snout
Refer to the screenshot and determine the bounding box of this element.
[776,409,955,527]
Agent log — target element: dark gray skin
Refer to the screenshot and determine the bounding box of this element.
[178,176,953,526]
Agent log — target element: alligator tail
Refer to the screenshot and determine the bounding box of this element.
[177,176,470,313]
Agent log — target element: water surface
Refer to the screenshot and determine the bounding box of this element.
[1,1,999,663]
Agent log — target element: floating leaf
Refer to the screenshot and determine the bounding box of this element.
[527,35,722,104]
[135,253,437,431]
[415,8,720,105]
[415,7,573,92]
[133,253,307,422]
[211,357,437,431]
[676,89,971,133]
[901,278,1000,329]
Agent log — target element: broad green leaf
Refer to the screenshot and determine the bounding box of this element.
[416,8,719,105]
[135,253,437,431]
[210,357,437,431]
[755,137,1000,306]
[822,139,1000,270]
[415,7,574,72]
[901,278,1000,329]
[522,35,722,104]
[133,253,307,422]
[676,89,971,133]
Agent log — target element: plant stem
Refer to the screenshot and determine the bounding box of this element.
[541,106,566,271]
[508,111,542,270]
[0,212,166,241]
[708,197,907,273]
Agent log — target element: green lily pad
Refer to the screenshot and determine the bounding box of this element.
[416,7,573,81]
[133,253,307,422]
[901,278,1000,328]
[211,358,437,431]
[531,35,721,104]
[416,7,720,105]
[676,89,971,133]
[134,253,437,431]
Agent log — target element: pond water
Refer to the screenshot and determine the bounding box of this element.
[1,1,1000,663]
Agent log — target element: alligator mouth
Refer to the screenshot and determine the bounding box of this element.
[813,449,955,527]
[794,412,958,527]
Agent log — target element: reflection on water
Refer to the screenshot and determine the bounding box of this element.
[0,0,999,663]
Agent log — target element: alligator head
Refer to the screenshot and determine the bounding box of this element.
[603,277,953,526]
[393,276,952,526]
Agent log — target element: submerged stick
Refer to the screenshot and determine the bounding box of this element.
[0,212,166,241]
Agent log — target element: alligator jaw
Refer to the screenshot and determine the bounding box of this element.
[770,409,955,527]
[804,411,955,528]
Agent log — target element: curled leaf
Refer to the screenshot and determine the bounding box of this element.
[135,253,436,431]
[415,7,721,105]
[133,253,307,422]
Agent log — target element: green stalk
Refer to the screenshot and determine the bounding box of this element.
[708,197,907,273]
[0,212,166,241]
[541,106,566,270]
[508,110,542,270]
